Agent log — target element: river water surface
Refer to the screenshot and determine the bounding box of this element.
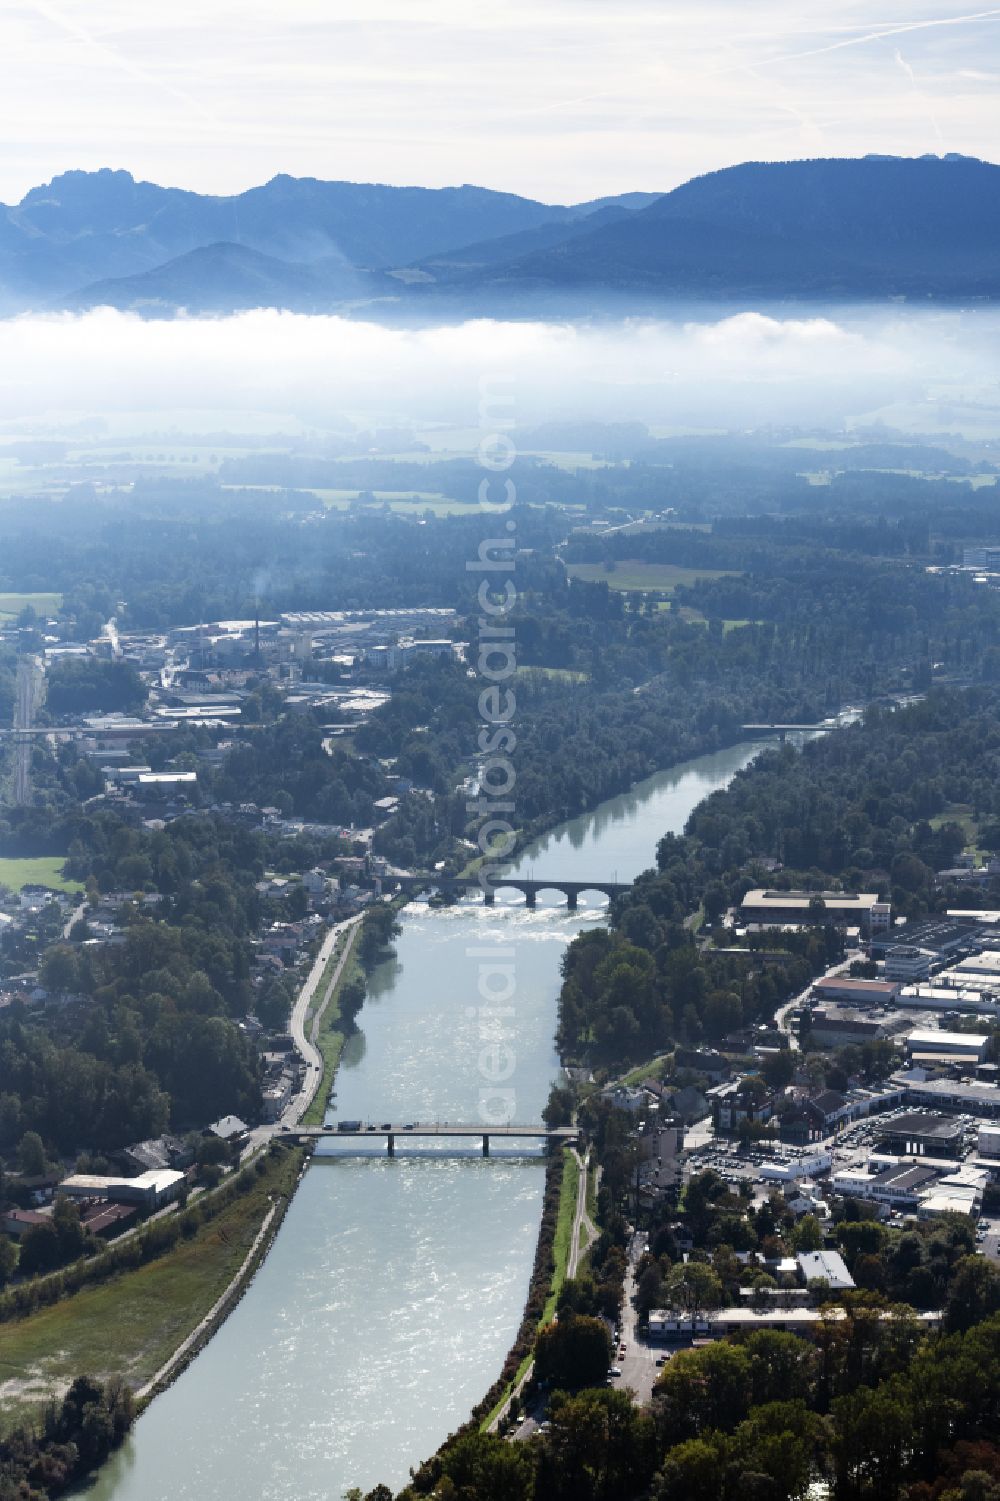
[89,742,758,1501]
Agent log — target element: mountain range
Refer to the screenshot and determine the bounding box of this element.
[2,154,997,317]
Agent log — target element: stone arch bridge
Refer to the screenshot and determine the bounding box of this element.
[391,875,630,909]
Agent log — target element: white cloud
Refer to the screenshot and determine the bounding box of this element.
[0,305,992,435]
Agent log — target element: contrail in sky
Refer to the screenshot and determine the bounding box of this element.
[894,47,946,145]
[30,0,221,123]
[520,8,1000,120]
[708,8,1000,73]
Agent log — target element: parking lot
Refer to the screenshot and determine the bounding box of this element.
[681,1107,990,1209]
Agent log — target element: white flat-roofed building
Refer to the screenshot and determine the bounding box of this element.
[951,952,1000,981]
[918,1189,980,1218]
[648,1312,711,1338]
[797,1250,855,1290]
[936,1164,988,1195]
[900,984,1000,1017]
[831,1163,938,1208]
[704,1308,940,1338]
[831,1166,877,1195]
[980,1124,1000,1155]
[906,1029,989,1061]
[759,1149,833,1182]
[58,1168,185,1210]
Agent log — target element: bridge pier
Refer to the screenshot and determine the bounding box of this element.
[566,890,578,910]
[482,1134,490,1157]
[483,889,495,906]
[524,889,536,908]
[387,1133,395,1157]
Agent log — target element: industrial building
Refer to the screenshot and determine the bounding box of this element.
[807,1003,914,1047]
[870,916,981,964]
[905,1029,990,1063]
[811,976,901,1005]
[899,984,1000,1018]
[58,1168,185,1210]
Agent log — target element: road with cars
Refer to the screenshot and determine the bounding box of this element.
[774,957,853,1051]
[611,1231,662,1404]
[243,912,363,1157]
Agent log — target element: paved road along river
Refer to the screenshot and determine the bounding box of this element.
[87,742,759,1501]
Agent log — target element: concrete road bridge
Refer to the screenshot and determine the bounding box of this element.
[283,1122,579,1157]
[740,722,834,742]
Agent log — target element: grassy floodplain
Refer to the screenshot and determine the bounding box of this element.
[0,1146,303,1431]
[542,1149,579,1323]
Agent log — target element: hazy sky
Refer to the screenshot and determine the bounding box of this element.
[2,0,999,203]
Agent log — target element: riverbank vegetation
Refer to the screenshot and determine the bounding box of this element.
[0,1143,302,1430]
[0,1375,134,1499]
[477,1119,631,1435]
[542,1152,578,1324]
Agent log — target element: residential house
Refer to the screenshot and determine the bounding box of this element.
[714,1085,775,1134]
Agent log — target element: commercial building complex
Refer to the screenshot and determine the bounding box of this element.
[740,889,882,928]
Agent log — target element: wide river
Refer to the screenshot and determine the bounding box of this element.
[89,742,758,1501]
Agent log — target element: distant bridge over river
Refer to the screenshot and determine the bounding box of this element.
[283,1122,579,1157]
[740,722,836,743]
[391,875,630,909]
